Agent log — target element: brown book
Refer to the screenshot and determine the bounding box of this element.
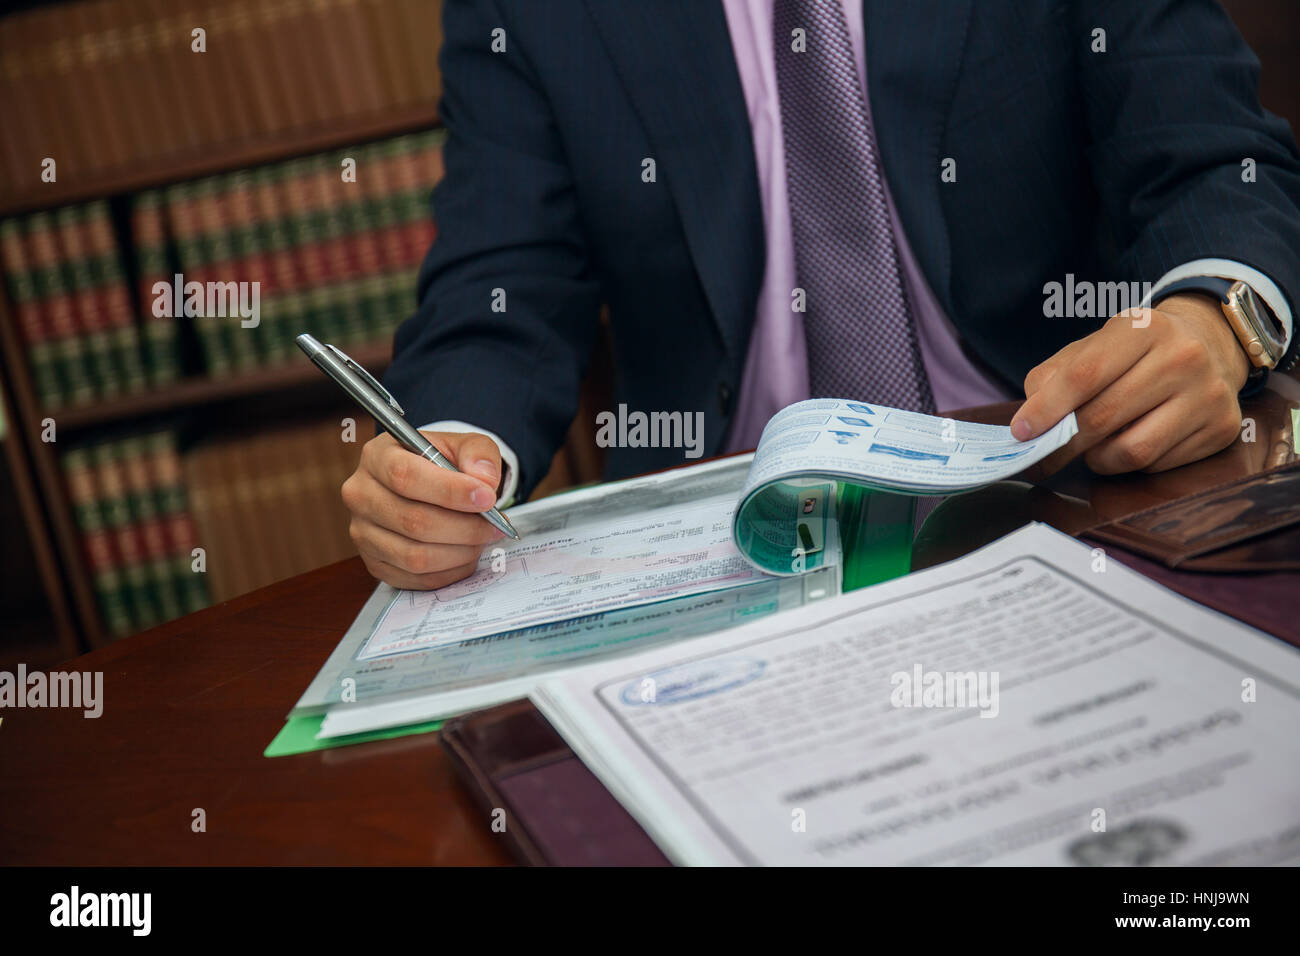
[394,0,439,106]
[140,0,206,153]
[217,435,272,595]
[251,429,301,585]
[310,0,367,121]
[0,18,37,187]
[228,0,277,136]
[200,0,258,143]
[184,439,244,602]
[82,0,144,167]
[336,0,387,116]
[171,0,230,147]
[248,0,313,130]
[318,421,354,562]
[274,425,321,577]
[140,0,202,153]
[21,8,89,180]
[64,0,130,172]
[114,0,178,157]
[359,0,414,107]
[275,0,331,128]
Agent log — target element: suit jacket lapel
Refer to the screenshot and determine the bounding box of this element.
[863,0,972,314]
[583,0,763,359]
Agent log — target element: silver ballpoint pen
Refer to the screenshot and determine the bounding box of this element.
[296,333,520,541]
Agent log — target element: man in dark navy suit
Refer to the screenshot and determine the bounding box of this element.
[341,0,1300,589]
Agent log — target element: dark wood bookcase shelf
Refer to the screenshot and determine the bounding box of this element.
[0,98,439,652]
[0,104,440,218]
[53,341,394,432]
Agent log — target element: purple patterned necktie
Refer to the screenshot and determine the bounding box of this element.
[774,0,936,412]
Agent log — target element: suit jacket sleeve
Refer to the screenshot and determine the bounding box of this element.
[383,0,602,498]
[1073,0,1300,369]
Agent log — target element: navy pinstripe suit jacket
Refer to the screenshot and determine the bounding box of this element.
[385,0,1300,497]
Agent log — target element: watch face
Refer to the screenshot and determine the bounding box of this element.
[1226,282,1284,369]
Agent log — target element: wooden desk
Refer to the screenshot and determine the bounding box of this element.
[1,388,1295,865]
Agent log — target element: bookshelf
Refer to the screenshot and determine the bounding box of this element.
[52,340,394,431]
[0,0,446,653]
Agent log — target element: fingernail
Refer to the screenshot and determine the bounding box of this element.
[1011,419,1032,441]
[471,458,499,483]
[471,487,494,510]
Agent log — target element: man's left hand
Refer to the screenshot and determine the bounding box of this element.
[1009,293,1250,476]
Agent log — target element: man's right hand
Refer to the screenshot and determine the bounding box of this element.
[341,430,506,590]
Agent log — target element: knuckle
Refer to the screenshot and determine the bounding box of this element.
[402,543,436,575]
[399,505,431,540]
[340,475,357,509]
[1079,395,1118,437]
[1169,338,1209,370]
[474,522,503,545]
[1065,358,1100,393]
[386,456,412,496]
[360,434,385,464]
[348,519,364,547]
[1204,378,1233,406]
[1117,437,1157,471]
[1145,309,1171,332]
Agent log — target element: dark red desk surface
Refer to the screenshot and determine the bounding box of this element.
[1,389,1295,865]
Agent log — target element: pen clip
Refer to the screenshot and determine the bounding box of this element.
[324,343,405,416]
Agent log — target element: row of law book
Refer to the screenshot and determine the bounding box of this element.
[158,129,440,374]
[63,417,364,639]
[1,129,443,410]
[0,0,441,195]
[182,418,365,606]
[62,430,210,639]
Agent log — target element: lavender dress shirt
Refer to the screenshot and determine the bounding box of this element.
[720,0,1012,452]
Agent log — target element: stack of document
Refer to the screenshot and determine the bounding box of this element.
[289,401,1079,742]
[533,524,1300,866]
[296,456,839,738]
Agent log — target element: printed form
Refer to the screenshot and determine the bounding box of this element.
[356,456,782,659]
[534,523,1300,866]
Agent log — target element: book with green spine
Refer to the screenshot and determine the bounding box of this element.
[92,440,163,631]
[85,200,148,394]
[145,431,210,616]
[119,434,184,625]
[194,176,259,373]
[0,218,64,407]
[26,211,95,405]
[131,190,181,386]
[165,182,231,376]
[54,205,122,398]
[62,446,133,638]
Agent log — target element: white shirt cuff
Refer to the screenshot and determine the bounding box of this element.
[418,420,520,508]
[1145,258,1293,351]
